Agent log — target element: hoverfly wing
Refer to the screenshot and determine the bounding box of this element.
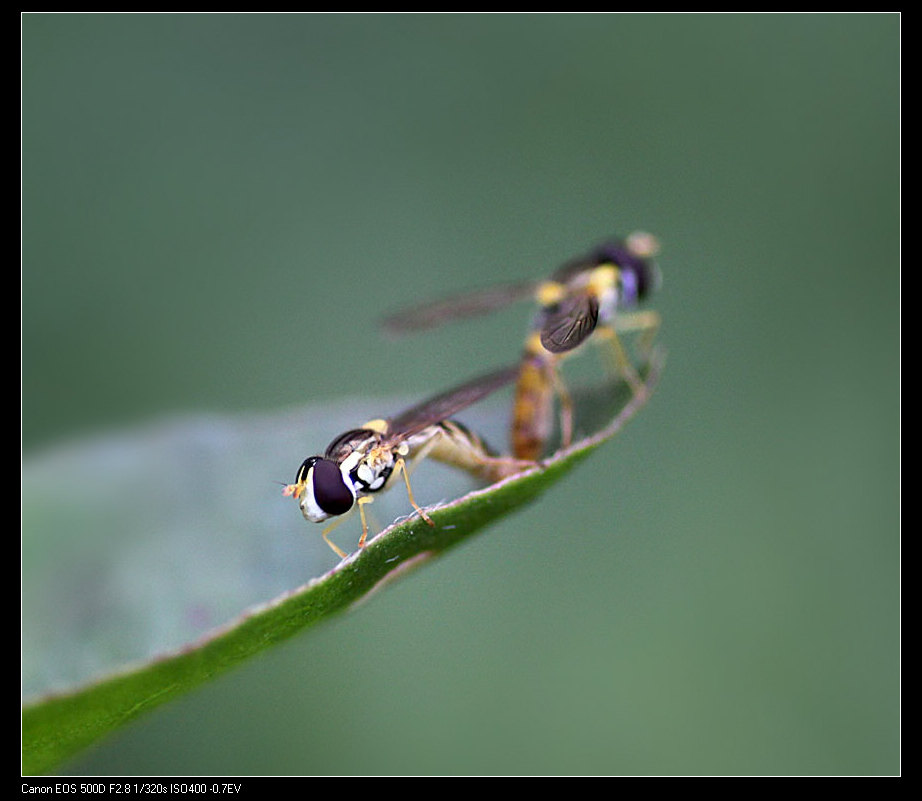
[385,364,521,441]
[538,292,600,354]
[549,253,596,284]
[381,281,539,335]
[324,428,380,461]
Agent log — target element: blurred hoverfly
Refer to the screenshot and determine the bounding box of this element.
[381,232,662,460]
[283,365,529,558]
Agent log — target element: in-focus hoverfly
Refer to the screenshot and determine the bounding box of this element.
[284,365,529,557]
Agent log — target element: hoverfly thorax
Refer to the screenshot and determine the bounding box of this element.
[345,443,398,494]
[325,426,399,496]
[374,234,661,466]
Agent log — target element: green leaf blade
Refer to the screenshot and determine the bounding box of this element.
[22,355,662,774]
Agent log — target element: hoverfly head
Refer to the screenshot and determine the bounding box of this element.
[593,232,661,308]
[284,456,356,522]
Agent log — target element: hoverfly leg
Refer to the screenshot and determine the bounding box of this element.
[615,309,661,361]
[548,363,575,449]
[394,456,435,527]
[595,325,647,398]
[356,496,375,548]
[320,516,350,559]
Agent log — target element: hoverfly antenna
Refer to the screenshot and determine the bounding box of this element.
[281,456,315,497]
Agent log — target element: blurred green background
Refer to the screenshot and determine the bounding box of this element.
[22,13,899,775]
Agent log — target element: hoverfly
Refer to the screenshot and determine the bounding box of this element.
[283,364,528,558]
[381,232,661,460]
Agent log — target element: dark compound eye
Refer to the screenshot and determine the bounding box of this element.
[592,242,658,306]
[625,256,658,303]
[294,456,320,484]
[311,458,355,516]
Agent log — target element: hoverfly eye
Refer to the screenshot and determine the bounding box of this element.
[311,459,355,516]
[295,456,320,484]
[629,255,658,302]
[595,242,657,306]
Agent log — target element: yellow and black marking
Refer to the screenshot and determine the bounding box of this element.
[284,365,531,558]
[379,232,662,461]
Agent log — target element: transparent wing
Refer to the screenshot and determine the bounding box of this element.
[538,292,600,354]
[323,428,379,461]
[380,281,539,334]
[385,364,521,442]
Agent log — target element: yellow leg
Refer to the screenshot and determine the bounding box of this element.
[615,309,661,358]
[319,495,380,554]
[318,498,377,557]
[548,361,575,448]
[320,515,349,559]
[595,325,646,397]
[356,496,375,548]
[394,457,435,527]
